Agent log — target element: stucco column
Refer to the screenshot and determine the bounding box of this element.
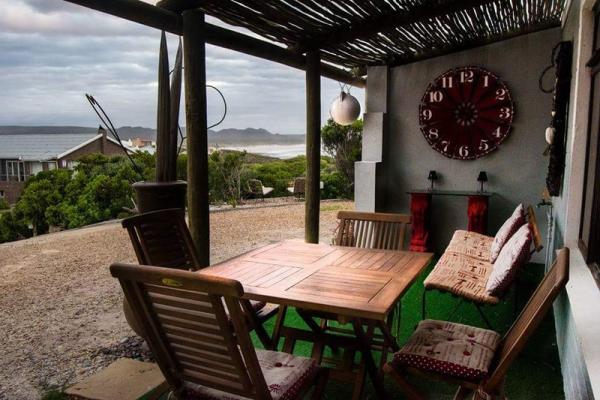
[355,65,389,211]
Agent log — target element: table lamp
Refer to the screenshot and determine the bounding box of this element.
[477,171,488,192]
[428,170,438,190]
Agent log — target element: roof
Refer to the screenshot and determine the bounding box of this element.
[0,133,125,161]
[159,0,566,69]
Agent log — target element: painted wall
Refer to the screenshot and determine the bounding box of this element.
[372,28,561,259]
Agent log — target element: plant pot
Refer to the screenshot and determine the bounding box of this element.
[132,180,187,213]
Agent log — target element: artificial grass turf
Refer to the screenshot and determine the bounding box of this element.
[251,261,565,399]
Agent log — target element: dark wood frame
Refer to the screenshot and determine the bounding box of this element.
[579,4,600,289]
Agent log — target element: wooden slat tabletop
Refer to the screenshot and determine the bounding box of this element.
[199,240,433,321]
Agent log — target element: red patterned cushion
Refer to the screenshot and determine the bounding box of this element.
[490,204,526,263]
[391,320,501,381]
[486,224,532,296]
[183,350,318,400]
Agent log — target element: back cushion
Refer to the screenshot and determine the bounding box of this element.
[489,204,526,262]
[486,224,532,296]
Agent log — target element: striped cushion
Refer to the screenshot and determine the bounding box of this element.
[424,252,499,304]
[446,230,494,261]
[184,350,318,400]
[390,319,501,381]
[490,204,526,263]
[486,224,532,296]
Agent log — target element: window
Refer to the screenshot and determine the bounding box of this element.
[0,190,4,199]
[6,160,25,182]
[580,7,600,284]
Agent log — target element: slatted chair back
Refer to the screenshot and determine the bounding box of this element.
[335,211,411,250]
[293,177,306,194]
[248,179,264,196]
[110,263,272,399]
[527,205,544,253]
[122,208,202,270]
[484,247,569,392]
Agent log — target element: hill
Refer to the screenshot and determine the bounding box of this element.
[0,126,305,146]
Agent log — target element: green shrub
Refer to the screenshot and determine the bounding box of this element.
[0,198,9,210]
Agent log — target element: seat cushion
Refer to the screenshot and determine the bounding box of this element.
[486,224,532,296]
[490,204,526,263]
[183,350,318,400]
[424,252,499,304]
[390,319,501,381]
[446,230,494,261]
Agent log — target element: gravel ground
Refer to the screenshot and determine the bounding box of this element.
[0,200,353,400]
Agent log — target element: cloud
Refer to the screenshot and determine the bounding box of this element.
[0,1,364,134]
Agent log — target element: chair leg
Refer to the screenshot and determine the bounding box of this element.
[241,300,272,349]
[311,368,329,400]
[383,363,425,400]
[270,305,288,350]
[421,289,427,319]
[453,385,472,400]
[351,360,367,400]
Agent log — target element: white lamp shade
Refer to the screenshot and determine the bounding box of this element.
[545,126,555,145]
[330,91,361,126]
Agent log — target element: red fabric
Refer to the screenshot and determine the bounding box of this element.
[467,195,489,234]
[409,193,432,252]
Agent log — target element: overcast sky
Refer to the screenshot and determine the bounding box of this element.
[0,0,365,135]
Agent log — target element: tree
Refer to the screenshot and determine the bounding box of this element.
[209,150,248,207]
[321,118,363,198]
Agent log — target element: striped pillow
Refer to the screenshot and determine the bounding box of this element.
[486,224,532,296]
[489,204,526,263]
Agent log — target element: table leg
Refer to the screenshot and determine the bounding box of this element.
[467,195,489,234]
[409,193,432,252]
[352,318,388,400]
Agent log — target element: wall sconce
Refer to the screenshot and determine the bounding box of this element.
[477,171,488,192]
[428,170,438,191]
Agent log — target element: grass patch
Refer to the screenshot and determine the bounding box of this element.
[41,389,68,400]
[320,202,352,212]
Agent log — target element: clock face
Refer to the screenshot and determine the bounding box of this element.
[418,66,515,160]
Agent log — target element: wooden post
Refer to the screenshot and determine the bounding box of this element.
[305,50,321,244]
[183,9,209,266]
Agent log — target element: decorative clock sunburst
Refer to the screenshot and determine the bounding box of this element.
[418,66,515,160]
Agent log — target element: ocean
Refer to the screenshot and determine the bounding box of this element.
[221,144,307,159]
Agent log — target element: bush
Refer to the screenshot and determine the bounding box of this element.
[0,198,9,210]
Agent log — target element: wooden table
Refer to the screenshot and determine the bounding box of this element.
[200,239,433,399]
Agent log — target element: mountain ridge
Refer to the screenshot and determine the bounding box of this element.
[0,126,306,146]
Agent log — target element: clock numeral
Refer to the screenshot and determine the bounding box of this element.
[440,140,450,152]
[479,139,490,151]
[428,128,439,140]
[421,108,433,121]
[429,90,444,103]
[442,76,453,88]
[483,75,490,87]
[495,88,507,100]
[460,70,474,83]
[459,145,470,158]
[499,107,512,120]
[493,126,503,138]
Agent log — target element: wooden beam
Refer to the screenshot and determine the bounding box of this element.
[294,0,492,53]
[63,0,364,87]
[183,9,210,266]
[305,50,321,244]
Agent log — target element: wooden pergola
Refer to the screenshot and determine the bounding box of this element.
[64,0,565,266]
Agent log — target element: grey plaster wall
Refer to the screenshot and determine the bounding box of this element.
[375,28,561,259]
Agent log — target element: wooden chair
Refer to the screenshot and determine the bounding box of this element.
[280,211,411,399]
[247,179,274,201]
[334,210,411,250]
[121,209,279,348]
[287,177,306,199]
[110,263,329,400]
[385,247,569,400]
[422,205,544,328]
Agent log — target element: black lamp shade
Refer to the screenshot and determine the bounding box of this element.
[428,170,438,181]
[477,171,488,183]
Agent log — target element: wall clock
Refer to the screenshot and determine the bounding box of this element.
[418,66,515,160]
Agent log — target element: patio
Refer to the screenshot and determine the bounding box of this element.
[10,0,600,398]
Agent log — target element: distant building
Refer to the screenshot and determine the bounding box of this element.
[0,127,128,204]
[123,137,156,154]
